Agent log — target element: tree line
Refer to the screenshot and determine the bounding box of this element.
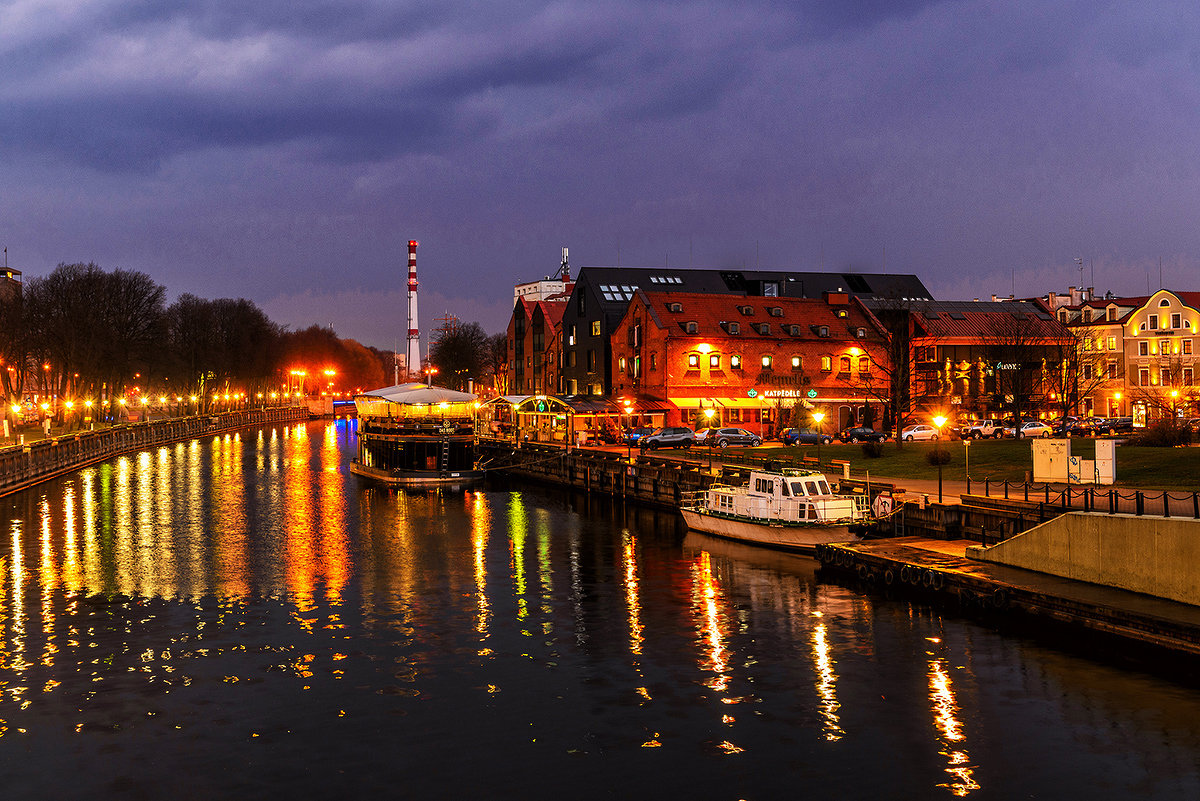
[0,262,413,421]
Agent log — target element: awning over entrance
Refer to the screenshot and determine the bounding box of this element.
[670,396,766,409]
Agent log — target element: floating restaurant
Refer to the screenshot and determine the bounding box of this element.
[351,383,483,485]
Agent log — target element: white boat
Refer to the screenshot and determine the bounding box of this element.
[680,468,871,553]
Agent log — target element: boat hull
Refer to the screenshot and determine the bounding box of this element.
[350,461,484,487]
[680,508,857,553]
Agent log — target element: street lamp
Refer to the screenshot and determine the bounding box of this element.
[932,414,947,502]
[704,407,716,473]
[623,401,633,462]
[812,411,825,465]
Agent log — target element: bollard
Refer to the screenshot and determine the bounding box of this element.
[1136,491,1144,516]
[1164,493,1171,518]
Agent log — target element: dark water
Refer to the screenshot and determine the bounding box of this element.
[0,419,1197,799]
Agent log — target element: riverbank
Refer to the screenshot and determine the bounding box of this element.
[0,405,309,498]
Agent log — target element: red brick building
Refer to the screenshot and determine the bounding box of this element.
[506,297,565,395]
[610,291,891,435]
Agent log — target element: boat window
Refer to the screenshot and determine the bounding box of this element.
[817,480,831,495]
[804,480,820,496]
[779,481,790,497]
[790,481,806,496]
[805,504,817,520]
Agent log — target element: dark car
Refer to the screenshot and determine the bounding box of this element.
[638,426,695,450]
[781,427,833,445]
[837,426,887,443]
[623,426,653,446]
[1107,416,1135,434]
[706,427,762,448]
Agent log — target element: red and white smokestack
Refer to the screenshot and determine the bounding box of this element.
[405,240,422,382]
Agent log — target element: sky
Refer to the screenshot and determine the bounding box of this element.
[4,0,1200,351]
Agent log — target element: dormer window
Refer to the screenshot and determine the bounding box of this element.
[738,305,754,316]
[758,323,770,335]
[1081,308,1092,323]
[1107,306,1117,321]
[856,328,866,338]
[818,326,829,337]
[1160,298,1171,307]
[685,321,698,334]
[836,309,848,318]
[789,324,801,336]
[1059,310,1069,323]
[727,321,740,335]
[768,307,783,317]
[667,302,683,313]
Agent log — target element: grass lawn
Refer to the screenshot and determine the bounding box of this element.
[675,438,1200,490]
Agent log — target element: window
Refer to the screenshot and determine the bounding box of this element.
[590,383,603,395]
[856,328,866,338]
[650,353,657,370]
[586,350,596,372]
[667,302,682,313]
[685,321,698,334]
[632,356,640,379]
[789,324,801,336]
[757,323,770,335]
[1082,363,1093,380]
[567,379,577,394]
[821,356,832,371]
[1084,338,1092,351]
[859,355,870,373]
[1082,308,1092,322]
[728,322,741,335]
[738,305,753,316]
[1107,336,1117,350]
[763,282,779,297]
[1160,298,1171,306]
[1158,338,1171,356]
[1107,307,1117,321]
[768,306,783,317]
[1059,310,1069,323]
[1184,340,1193,355]
[791,356,802,370]
[839,356,851,373]
[1138,341,1149,356]
[730,355,742,369]
[688,354,700,368]
[632,324,641,347]
[591,320,601,336]
[618,356,627,372]
[567,350,577,367]
[1139,367,1150,386]
[1185,367,1195,385]
[1172,313,1182,329]
[1160,368,1171,386]
[1107,361,1117,379]
[568,325,576,346]
[761,355,773,369]
[577,293,585,315]
[1149,315,1159,330]
[836,310,848,318]
[818,326,829,337]
[710,354,720,369]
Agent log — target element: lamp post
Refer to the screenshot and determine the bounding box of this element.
[623,401,633,462]
[932,414,947,502]
[812,410,825,465]
[1171,389,1179,423]
[704,407,716,473]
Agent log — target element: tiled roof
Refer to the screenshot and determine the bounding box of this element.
[638,291,881,340]
[907,300,1070,340]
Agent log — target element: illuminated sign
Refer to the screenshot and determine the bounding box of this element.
[746,389,758,398]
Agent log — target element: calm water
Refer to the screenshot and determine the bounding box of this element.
[0,419,1197,799]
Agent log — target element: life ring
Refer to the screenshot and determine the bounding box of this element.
[883,568,895,586]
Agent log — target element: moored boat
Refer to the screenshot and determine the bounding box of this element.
[680,468,871,553]
[351,383,484,486]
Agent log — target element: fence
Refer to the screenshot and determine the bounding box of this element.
[0,406,309,497]
[975,478,1200,519]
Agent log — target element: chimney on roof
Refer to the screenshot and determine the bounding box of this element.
[991,294,998,302]
[1048,291,1058,308]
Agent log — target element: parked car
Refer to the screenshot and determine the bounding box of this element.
[899,424,940,442]
[837,426,887,443]
[1106,416,1135,434]
[624,426,653,446]
[780,427,833,445]
[693,428,715,445]
[705,427,763,448]
[638,426,695,450]
[1003,421,1053,438]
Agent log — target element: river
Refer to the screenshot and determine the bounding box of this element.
[0,419,1196,799]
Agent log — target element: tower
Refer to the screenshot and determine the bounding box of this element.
[405,240,423,382]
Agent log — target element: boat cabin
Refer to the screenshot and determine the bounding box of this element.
[704,469,864,524]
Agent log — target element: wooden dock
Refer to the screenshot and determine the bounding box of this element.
[816,537,1200,656]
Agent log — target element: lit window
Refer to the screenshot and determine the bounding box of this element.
[710,354,720,369]
[591,320,601,336]
[762,355,773,368]
[731,355,742,369]
[1107,336,1116,350]
[791,356,801,369]
[688,354,700,368]
[821,356,832,371]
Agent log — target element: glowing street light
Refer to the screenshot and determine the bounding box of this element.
[932,415,948,501]
[812,410,825,464]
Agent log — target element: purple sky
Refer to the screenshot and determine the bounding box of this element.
[4,1,1200,350]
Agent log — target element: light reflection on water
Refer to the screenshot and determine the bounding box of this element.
[0,420,1195,799]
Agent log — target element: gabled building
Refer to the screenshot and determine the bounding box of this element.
[506,297,566,395]
[609,290,890,434]
[1054,290,1200,421]
[561,266,931,396]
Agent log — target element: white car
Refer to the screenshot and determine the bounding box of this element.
[1004,421,1053,439]
[900,424,940,442]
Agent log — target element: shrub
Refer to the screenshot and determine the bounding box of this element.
[1126,421,1192,447]
[926,446,952,466]
[861,442,884,458]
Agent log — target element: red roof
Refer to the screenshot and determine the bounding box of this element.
[637,291,881,341]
